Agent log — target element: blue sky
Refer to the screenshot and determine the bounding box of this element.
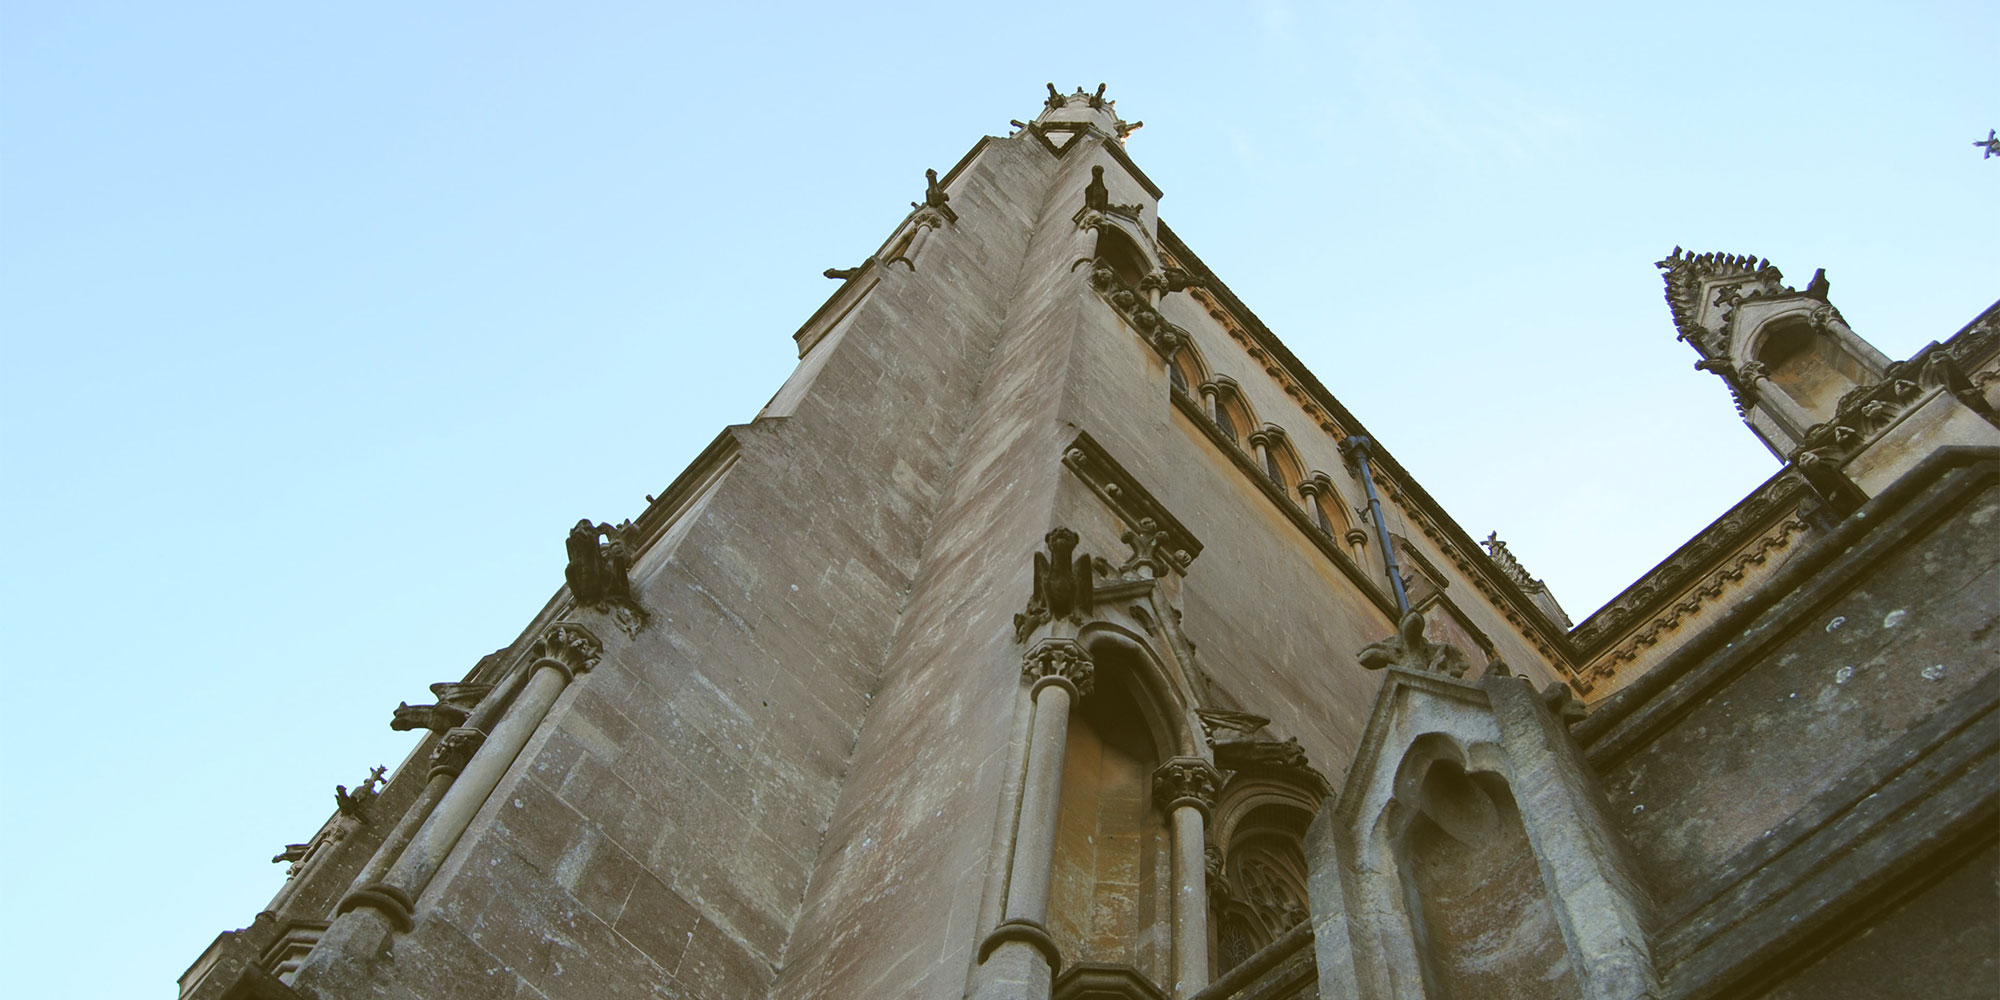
[2,2,1993,995]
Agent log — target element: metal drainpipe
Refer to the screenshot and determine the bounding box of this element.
[1341,435,1410,616]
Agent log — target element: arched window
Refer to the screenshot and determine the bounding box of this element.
[1095,225,1149,289]
[1169,344,1206,396]
[1047,635,1180,986]
[1208,730,1327,976]
[1212,385,1254,446]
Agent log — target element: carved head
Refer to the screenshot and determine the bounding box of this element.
[1045,526,1078,559]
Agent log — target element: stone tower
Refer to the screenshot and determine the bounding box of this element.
[182,88,2000,1000]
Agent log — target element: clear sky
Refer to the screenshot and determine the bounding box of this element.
[2,2,1993,995]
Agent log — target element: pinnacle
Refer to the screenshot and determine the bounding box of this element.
[1031,82,1142,141]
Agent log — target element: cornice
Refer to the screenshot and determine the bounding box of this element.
[1567,467,1808,654]
[1158,223,1578,671]
[1170,388,1400,620]
[1061,431,1203,570]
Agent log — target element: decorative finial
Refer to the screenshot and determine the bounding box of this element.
[1046,83,1063,109]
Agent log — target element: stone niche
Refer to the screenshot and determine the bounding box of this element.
[1306,666,1658,1000]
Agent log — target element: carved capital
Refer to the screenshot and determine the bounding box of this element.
[1152,756,1222,819]
[427,726,487,780]
[1022,638,1095,698]
[529,622,602,681]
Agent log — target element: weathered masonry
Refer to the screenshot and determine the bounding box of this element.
[182,86,2000,1000]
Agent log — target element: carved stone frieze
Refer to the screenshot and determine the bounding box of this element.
[1579,510,1811,687]
[1151,757,1222,818]
[1357,612,1471,678]
[1569,468,1809,651]
[1083,259,1184,358]
[1013,527,1096,642]
[1021,637,1095,698]
[529,622,603,680]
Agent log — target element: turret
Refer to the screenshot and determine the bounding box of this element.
[1657,249,1892,460]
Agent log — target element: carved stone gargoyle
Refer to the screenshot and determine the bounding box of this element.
[910,167,957,224]
[1082,165,1143,218]
[1358,611,1470,678]
[390,681,495,734]
[1013,527,1096,642]
[565,519,647,636]
[333,765,388,821]
[565,519,633,604]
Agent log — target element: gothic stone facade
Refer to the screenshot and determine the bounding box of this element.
[181,88,2000,1000]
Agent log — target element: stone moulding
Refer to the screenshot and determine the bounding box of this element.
[1162,223,1577,672]
[1577,511,1809,689]
[977,918,1063,974]
[1061,431,1203,570]
[1169,388,1402,621]
[1568,467,1809,656]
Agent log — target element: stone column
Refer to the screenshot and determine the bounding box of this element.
[975,638,1094,1000]
[1154,757,1222,998]
[1298,480,1327,534]
[1345,528,1369,567]
[1199,382,1219,422]
[289,623,601,997]
[334,667,533,913]
[1249,430,1272,473]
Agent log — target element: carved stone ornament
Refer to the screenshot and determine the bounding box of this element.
[333,765,388,820]
[1117,517,1177,579]
[564,519,648,636]
[427,726,488,779]
[529,622,603,681]
[1205,842,1232,904]
[1196,708,1271,744]
[1022,637,1095,698]
[1357,611,1471,678]
[1081,165,1143,220]
[390,681,492,733]
[907,167,958,224]
[1152,757,1222,818]
[1084,258,1187,360]
[1014,527,1096,642]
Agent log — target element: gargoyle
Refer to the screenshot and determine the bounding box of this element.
[1014,527,1095,642]
[1215,736,1311,772]
[1084,165,1111,212]
[909,168,958,223]
[1357,612,1470,678]
[1036,527,1093,621]
[334,765,389,820]
[565,519,633,606]
[391,701,469,733]
[1196,708,1271,745]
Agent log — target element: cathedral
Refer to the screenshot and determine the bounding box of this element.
[181,87,2000,1000]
